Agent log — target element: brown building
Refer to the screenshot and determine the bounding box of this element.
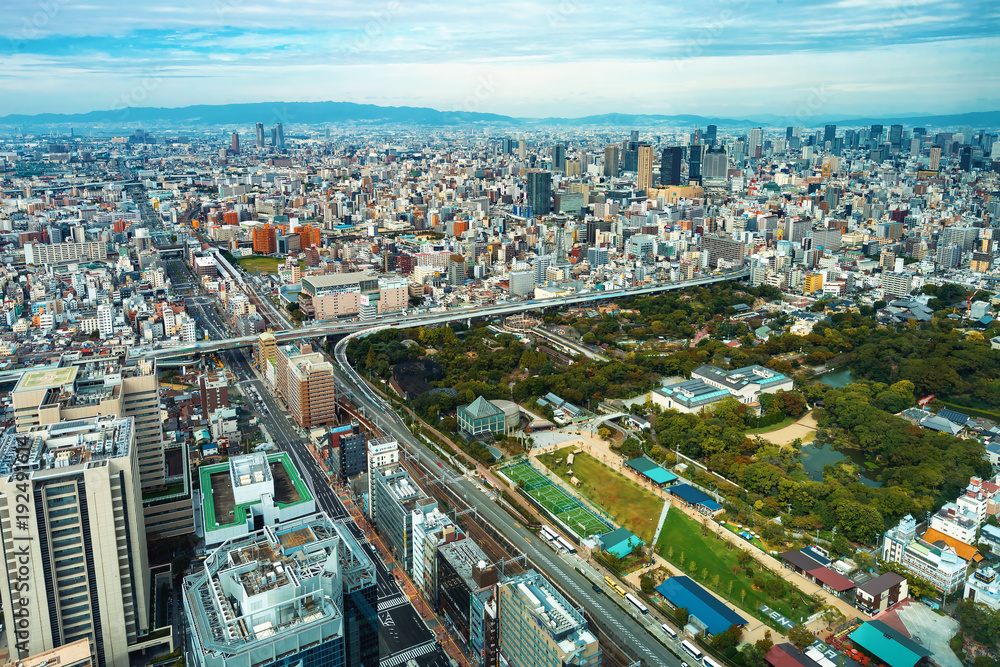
[855,572,908,614]
[252,224,277,254]
[276,344,338,429]
[199,371,230,416]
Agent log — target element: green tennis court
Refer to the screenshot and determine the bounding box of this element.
[499,460,613,538]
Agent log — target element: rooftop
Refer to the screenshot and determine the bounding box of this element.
[0,415,133,479]
[201,452,312,532]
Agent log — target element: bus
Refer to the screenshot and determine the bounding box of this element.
[625,593,648,615]
[703,656,723,667]
[603,576,627,597]
[681,640,703,662]
[540,526,560,543]
[661,623,677,639]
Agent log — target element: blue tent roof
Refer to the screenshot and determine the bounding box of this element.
[849,620,929,667]
[655,576,747,635]
[600,527,645,558]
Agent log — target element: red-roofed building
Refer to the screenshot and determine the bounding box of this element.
[807,566,857,597]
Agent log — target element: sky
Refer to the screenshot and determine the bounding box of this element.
[1,0,999,119]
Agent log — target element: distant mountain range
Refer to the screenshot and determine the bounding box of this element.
[1,101,998,130]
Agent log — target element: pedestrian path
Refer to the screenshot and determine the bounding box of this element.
[379,640,438,667]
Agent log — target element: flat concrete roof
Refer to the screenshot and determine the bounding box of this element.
[201,452,311,532]
[16,365,78,390]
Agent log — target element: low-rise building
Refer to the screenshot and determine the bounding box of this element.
[963,566,1000,611]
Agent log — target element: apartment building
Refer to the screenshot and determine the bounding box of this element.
[275,344,337,429]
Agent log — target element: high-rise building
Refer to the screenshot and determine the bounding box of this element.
[883,271,915,298]
[688,144,702,184]
[200,371,230,416]
[437,539,501,667]
[276,345,338,429]
[0,417,154,667]
[702,146,728,182]
[551,144,566,173]
[748,128,763,159]
[509,268,534,297]
[636,144,653,191]
[183,512,377,667]
[230,132,240,154]
[660,146,683,186]
[929,145,942,171]
[702,235,746,268]
[252,225,277,254]
[705,124,718,146]
[889,124,903,148]
[255,122,264,149]
[533,255,552,285]
[870,124,884,144]
[275,122,284,148]
[97,303,114,338]
[824,125,837,144]
[497,570,600,667]
[603,145,619,177]
[587,246,609,268]
[526,170,552,216]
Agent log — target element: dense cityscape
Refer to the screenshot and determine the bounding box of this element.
[2,1,1000,667]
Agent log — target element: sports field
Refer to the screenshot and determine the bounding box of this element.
[499,460,613,538]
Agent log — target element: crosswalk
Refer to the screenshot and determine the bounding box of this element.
[377,595,409,612]
[379,640,438,667]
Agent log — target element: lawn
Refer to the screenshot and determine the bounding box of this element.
[743,415,798,434]
[237,256,304,273]
[537,446,664,543]
[656,509,819,625]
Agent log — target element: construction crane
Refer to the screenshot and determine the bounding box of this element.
[966,289,981,318]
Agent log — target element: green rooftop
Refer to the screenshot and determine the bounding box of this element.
[16,366,77,391]
[200,452,312,532]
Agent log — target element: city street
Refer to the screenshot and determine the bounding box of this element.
[222,348,451,667]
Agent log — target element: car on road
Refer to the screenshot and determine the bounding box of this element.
[436,462,442,467]
[591,584,601,593]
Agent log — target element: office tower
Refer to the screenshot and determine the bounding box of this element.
[526,170,552,216]
[585,219,598,245]
[276,345,338,428]
[183,513,377,667]
[509,268,534,297]
[437,540,501,667]
[869,124,884,145]
[688,144,702,183]
[518,138,527,159]
[660,146,683,186]
[940,226,979,253]
[929,145,942,171]
[636,144,654,190]
[533,255,552,285]
[789,218,811,245]
[368,439,433,572]
[275,122,284,148]
[603,145,620,177]
[889,124,903,148]
[959,146,973,171]
[622,148,638,172]
[0,417,151,667]
[255,122,264,149]
[564,157,581,176]
[702,146,728,182]
[630,129,639,143]
[702,235,746,268]
[551,144,566,173]
[587,246,609,267]
[497,570,600,667]
[748,127,763,159]
[823,125,837,145]
[230,132,240,154]
[705,124,718,146]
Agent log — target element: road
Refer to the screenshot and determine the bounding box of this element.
[221,347,450,667]
[333,333,688,667]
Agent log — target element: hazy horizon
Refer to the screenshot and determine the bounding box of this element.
[2,0,998,118]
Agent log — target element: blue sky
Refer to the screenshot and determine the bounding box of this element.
[1,0,998,118]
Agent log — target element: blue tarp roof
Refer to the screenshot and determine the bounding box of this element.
[625,456,678,485]
[655,576,747,635]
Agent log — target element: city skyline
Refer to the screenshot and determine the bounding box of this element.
[2,0,998,118]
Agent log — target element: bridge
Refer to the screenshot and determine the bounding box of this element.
[0,268,749,385]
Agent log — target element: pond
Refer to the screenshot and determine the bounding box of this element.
[816,368,854,388]
[799,442,883,487]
